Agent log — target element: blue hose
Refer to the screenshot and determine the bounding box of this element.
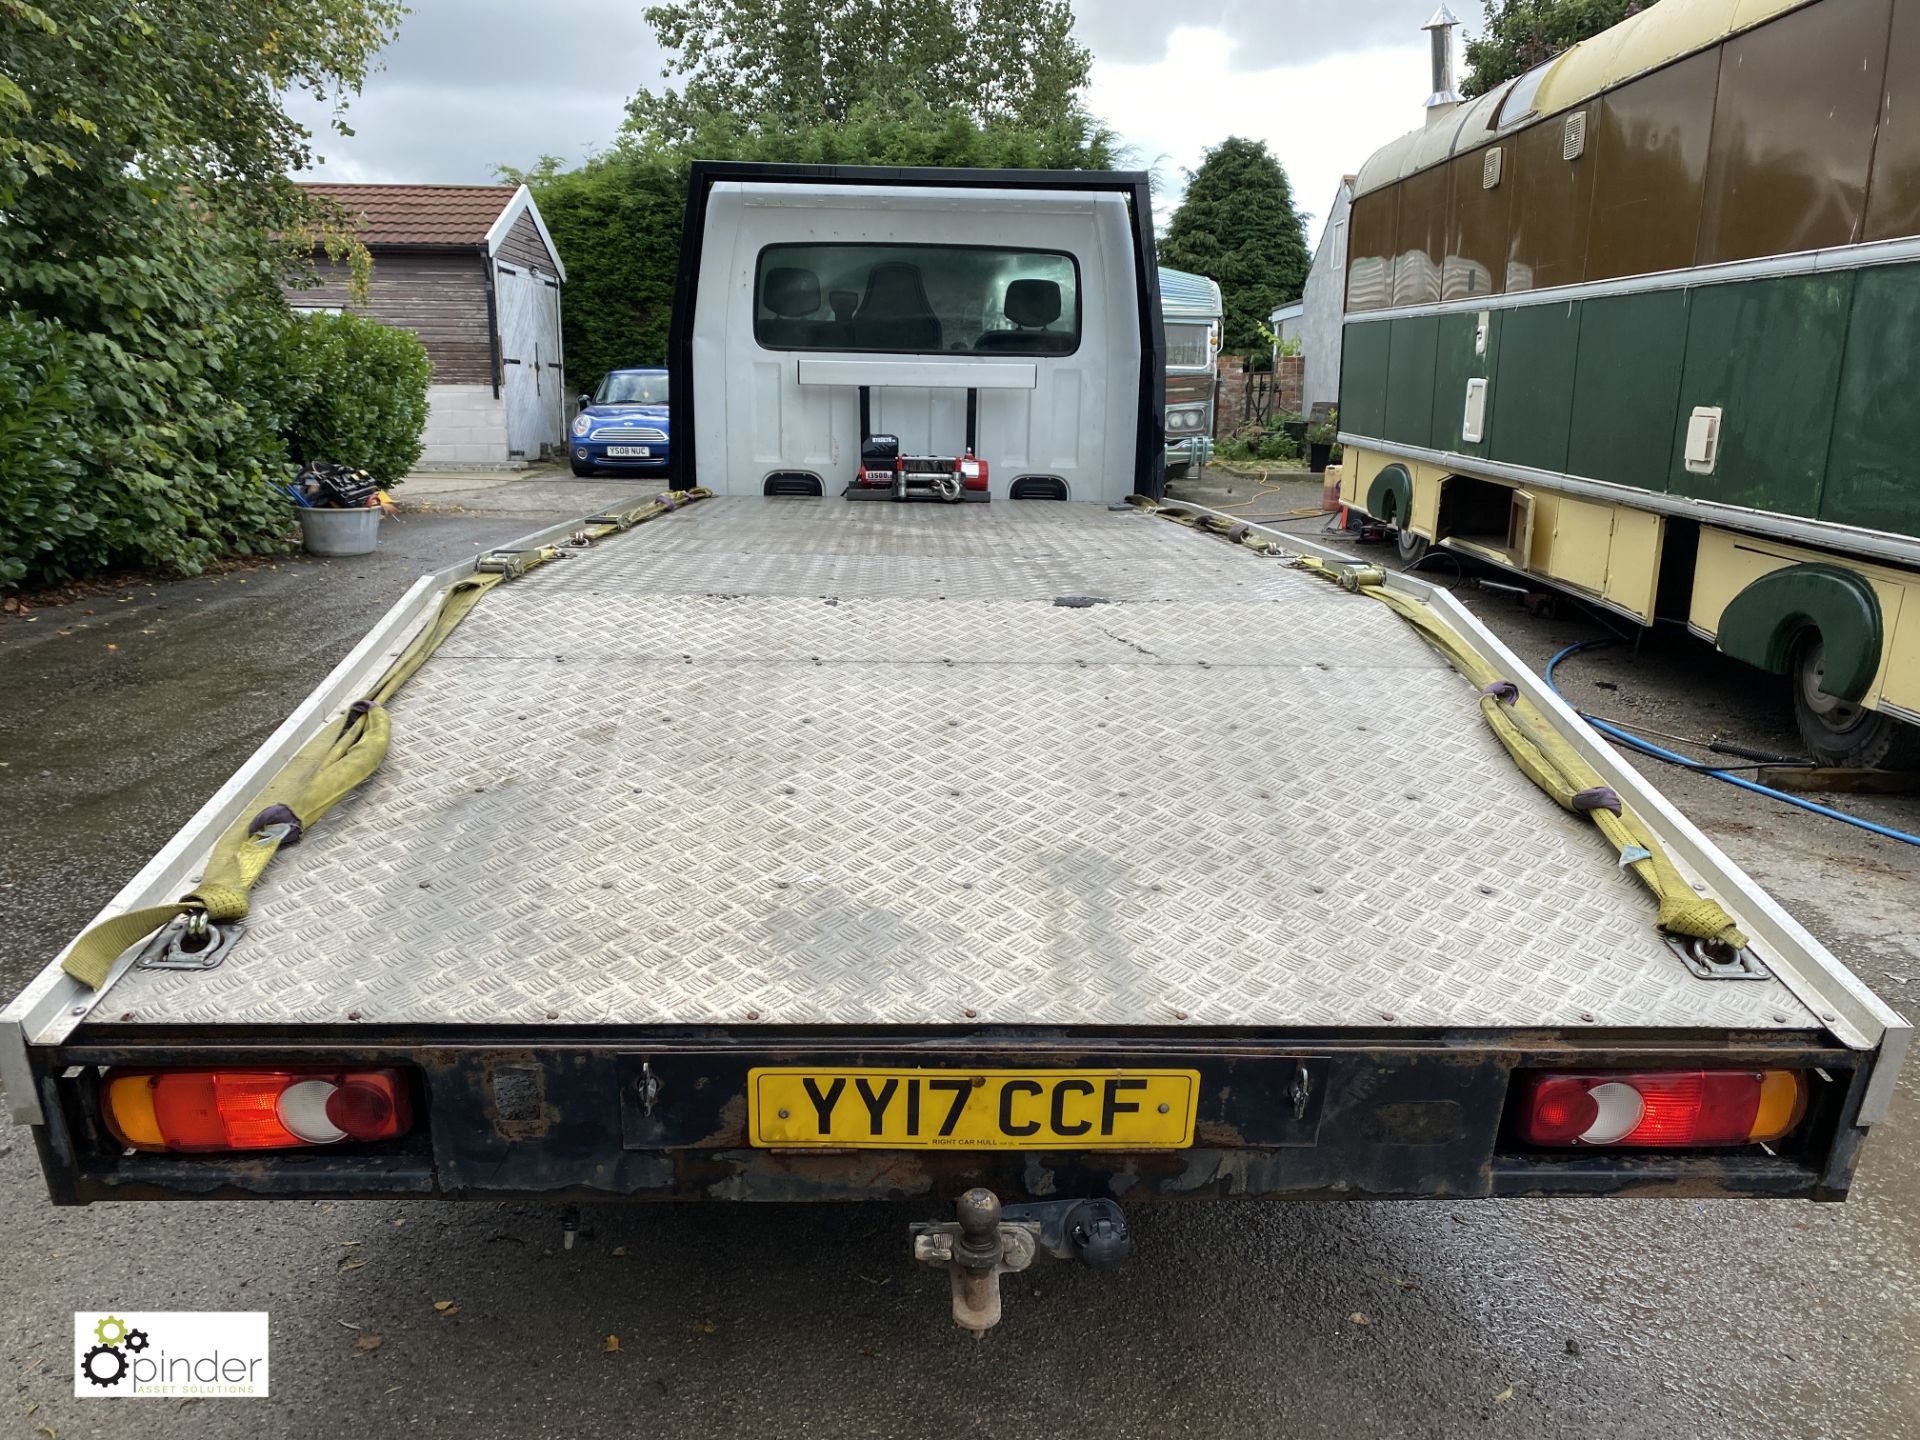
[1544,640,1920,849]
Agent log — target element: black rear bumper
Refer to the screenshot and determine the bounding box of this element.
[28,1026,1873,1206]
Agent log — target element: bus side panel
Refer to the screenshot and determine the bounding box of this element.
[1566,289,1689,494]
[1338,320,1390,440]
[1824,262,1920,535]
[1668,272,1854,518]
[1602,507,1665,620]
[1883,588,1920,720]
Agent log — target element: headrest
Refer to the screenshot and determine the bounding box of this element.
[860,262,930,314]
[762,267,821,318]
[1003,279,1061,328]
[829,289,859,321]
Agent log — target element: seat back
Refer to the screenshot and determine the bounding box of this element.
[853,262,941,351]
[973,279,1072,354]
[759,266,823,348]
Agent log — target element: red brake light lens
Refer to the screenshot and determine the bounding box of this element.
[102,1068,412,1153]
[1515,1070,1805,1148]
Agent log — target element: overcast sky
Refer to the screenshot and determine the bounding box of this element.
[286,0,1460,241]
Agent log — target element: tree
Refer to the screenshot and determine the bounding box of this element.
[629,0,1092,145]
[0,0,401,586]
[522,101,1118,389]
[518,0,1116,389]
[1157,138,1308,356]
[1462,0,1640,98]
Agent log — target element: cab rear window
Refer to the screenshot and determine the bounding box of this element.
[754,243,1080,356]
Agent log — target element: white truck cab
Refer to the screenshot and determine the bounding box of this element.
[669,163,1167,505]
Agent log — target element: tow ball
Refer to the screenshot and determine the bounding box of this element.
[911,1189,1132,1333]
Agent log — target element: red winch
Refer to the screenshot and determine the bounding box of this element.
[845,384,991,503]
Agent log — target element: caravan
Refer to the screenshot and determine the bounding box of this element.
[1158,266,1222,476]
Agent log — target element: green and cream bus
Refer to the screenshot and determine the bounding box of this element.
[1335,0,1920,766]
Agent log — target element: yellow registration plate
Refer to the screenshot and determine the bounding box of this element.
[747,1067,1200,1149]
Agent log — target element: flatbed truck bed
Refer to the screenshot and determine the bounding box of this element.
[4,160,1908,1331]
[5,497,1904,1212]
[29,500,1865,1037]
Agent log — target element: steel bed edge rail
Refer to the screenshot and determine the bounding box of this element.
[1165,497,1911,1126]
[0,512,600,1126]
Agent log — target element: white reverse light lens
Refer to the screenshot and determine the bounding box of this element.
[275,1079,348,1144]
[1579,1081,1646,1144]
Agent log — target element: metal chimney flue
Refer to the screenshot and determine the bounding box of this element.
[1423,4,1462,123]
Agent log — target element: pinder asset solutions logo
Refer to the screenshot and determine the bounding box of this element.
[74,1312,269,1398]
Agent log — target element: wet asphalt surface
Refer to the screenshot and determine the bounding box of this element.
[1,470,1915,1439]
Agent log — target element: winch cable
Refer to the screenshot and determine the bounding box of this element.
[61,488,714,990]
[1127,496,1749,948]
[1546,639,1920,850]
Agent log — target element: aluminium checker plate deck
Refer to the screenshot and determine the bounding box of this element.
[95,498,1818,1032]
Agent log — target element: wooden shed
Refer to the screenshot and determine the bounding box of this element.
[293,183,568,467]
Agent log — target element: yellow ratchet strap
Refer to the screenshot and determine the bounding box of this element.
[60,488,713,988]
[1124,496,1747,949]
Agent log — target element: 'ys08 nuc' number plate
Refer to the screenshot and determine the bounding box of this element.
[747,1068,1200,1149]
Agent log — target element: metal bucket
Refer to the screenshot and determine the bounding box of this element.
[296,505,381,557]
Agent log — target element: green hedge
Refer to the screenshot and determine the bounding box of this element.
[0,308,430,588]
[1,0,404,591]
[0,316,91,586]
[274,311,432,485]
[528,101,1117,393]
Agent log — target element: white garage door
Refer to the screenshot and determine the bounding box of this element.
[496,262,565,459]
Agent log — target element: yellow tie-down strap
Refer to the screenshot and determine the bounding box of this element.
[1125,496,1747,950]
[62,489,714,989]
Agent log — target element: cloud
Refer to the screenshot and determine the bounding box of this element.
[1086,26,1433,236]
[1075,0,1441,71]
[285,0,1457,230]
[286,0,667,182]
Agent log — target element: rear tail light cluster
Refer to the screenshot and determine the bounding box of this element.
[1516,1069,1805,1148]
[102,1068,412,1153]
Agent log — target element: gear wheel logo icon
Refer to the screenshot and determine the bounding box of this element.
[81,1343,127,1388]
[93,1315,128,1346]
[124,1328,150,1353]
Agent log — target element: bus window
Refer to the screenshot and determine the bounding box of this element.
[1586,49,1717,282]
[1694,0,1887,265]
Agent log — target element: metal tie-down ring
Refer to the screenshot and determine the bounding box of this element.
[134,913,244,972]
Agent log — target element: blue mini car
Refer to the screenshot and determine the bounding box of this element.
[570,367,670,476]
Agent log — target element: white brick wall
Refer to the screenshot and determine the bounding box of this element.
[418,384,511,467]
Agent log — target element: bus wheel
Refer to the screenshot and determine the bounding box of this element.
[1396,527,1431,565]
[1791,634,1920,769]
